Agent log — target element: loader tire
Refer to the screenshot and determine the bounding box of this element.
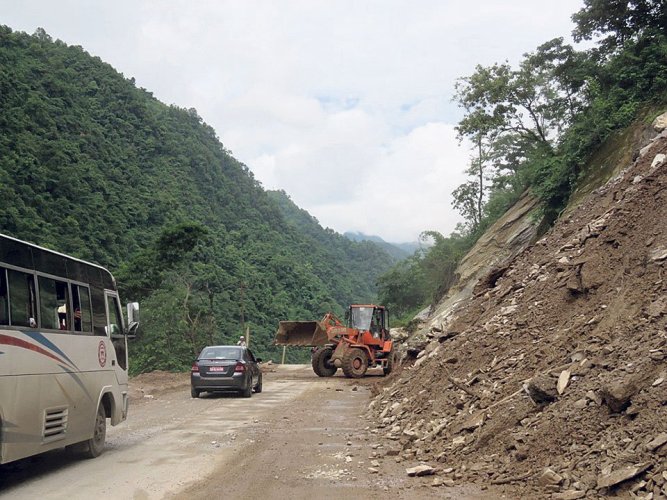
[312,347,337,377]
[383,350,397,376]
[341,348,368,378]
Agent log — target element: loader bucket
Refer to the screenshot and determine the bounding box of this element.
[274,320,329,347]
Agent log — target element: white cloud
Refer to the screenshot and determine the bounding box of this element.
[0,0,586,241]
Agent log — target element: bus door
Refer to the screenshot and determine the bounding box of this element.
[104,291,128,372]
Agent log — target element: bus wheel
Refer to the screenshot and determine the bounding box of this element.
[82,404,107,458]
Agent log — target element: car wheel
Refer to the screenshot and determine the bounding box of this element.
[191,386,200,398]
[254,373,263,393]
[241,380,252,398]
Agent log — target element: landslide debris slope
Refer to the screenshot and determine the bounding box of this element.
[370,126,667,497]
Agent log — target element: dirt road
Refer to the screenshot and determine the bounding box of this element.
[0,365,488,499]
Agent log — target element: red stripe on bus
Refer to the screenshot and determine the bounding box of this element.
[0,334,67,365]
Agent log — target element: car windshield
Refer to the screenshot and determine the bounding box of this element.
[199,347,241,360]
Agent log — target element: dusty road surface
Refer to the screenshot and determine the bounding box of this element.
[0,365,491,499]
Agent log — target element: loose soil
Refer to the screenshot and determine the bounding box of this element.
[368,135,667,498]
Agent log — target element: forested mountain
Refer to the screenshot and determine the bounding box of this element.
[0,26,395,372]
[267,190,395,302]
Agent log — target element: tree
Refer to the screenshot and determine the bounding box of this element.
[572,0,666,55]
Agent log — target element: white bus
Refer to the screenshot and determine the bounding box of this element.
[0,233,138,464]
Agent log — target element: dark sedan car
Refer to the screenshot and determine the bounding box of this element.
[190,345,263,398]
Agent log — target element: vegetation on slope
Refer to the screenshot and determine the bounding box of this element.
[0,26,395,372]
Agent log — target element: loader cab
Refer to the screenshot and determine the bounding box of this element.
[348,305,389,338]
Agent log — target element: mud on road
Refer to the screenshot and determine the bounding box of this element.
[0,365,489,500]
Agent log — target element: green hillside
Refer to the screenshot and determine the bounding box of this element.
[0,26,394,372]
[267,190,395,305]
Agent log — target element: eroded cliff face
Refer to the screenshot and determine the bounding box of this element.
[429,193,540,330]
[376,112,667,497]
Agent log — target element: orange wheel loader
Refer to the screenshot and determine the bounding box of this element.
[274,304,396,378]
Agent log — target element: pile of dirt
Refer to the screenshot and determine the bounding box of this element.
[369,129,667,497]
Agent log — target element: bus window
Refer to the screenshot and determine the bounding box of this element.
[39,277,70,330]
[0,268,8,325]
[72,284,92,332]
[7,269,37,327]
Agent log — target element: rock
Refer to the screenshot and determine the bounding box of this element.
[640,142,655,157]
[553,490,586,500]
[526,375,557,404]
[573,398,588,409]
[653,377,664,387]
[402,429,418,441]
[648,297,667,317]
[633,175,644,184]
[434,477,455,487]
[557,370,571,395]
[368,467,379,474]
[455,411,486,433]
[651,153,666,169]
[646,433,667,451]
[597,464,650,489]
[600,378,640,413]
[500,305,518,316]
[452,436,466,446]
[406,464,436,477]
[649,349,665,361]
[650,247,667,262]
[570,351,585,363]
[585,390,603,406]
[539,468,564,486]
[653,111,667,132]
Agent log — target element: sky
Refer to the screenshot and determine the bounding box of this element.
[1,0,585,243]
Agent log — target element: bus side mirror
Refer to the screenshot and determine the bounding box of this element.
[126,302,140,338]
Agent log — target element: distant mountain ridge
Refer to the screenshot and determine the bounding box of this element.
[344,231,421,259]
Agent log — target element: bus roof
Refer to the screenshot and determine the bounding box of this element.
[0,233,116,287]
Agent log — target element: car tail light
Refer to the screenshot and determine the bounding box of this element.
[234,362,246,373]
[191,362,199,372]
